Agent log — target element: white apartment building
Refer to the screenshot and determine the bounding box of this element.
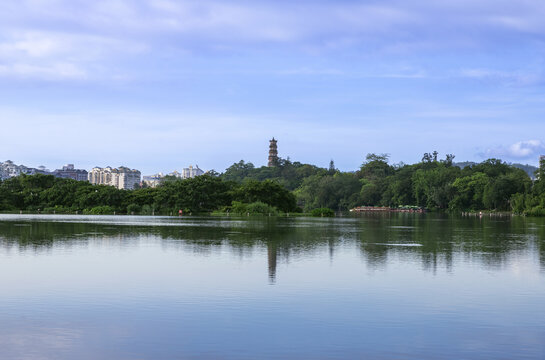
[0,160,48,180]
[88,166,141,190]
[181,165,204,179]
[141,165,205,188]
[142,173,164,188]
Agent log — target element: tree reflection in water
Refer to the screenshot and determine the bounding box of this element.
[1,214,544,280]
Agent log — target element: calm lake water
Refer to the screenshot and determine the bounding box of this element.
[0,213,544,359]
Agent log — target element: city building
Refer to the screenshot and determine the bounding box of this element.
[88,166,141,190]
[181,165,204,179]
[0,160,49,180]
[268,138,278,167]
[142,173,164,188]
[52,164,88,181]
[142,165,205,188]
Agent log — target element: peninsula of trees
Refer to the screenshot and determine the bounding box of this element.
[1,153,544,216]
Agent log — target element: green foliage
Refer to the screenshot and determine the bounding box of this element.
[0,173,296,215]
[42,205,71,214]
[83,206,115,215]
[412,164,460,209]
[450,172,489,210]
[126,203,141,214]
[221,158,326,190]
[2,153,544,216]
[150,175,234,213]
[482,171,530,210]
[141,204,155,215]
[295,172,361,211]
[222,160,256,182]
[358,153,393,180]
[310,207,335,217]
[232,180,297,212]
[230,201,279,215]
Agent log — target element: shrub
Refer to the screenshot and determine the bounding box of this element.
[231,201,279,215]
[126,204,141,214]
[42,205,70,214]
[83,205,115,215]
[311,207,335,217]
[246,201,279,215]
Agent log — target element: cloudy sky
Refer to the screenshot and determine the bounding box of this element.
[1,0,545,174]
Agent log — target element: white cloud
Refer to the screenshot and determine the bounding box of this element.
[4,0,544,48]
[277,68,344,76]
[459,68,544,86]
[508,140,545,157]
[0,62,86,79]
[0,31,145,59]
[481,140,545,160]
[0,30,146,80]
[0,0,544,81]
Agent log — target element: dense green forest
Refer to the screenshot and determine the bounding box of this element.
[1,153,545,215]
[0,175,297,215]
[221,153,545,215]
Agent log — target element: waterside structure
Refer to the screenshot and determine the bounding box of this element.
[351,206,425,213]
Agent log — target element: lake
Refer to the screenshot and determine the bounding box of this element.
[0,213,544,359]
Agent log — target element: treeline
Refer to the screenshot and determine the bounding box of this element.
[222,153,545,215]
[1,153,545,216]
[0,174,297,215]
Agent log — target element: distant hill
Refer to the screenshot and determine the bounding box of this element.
[454,162,538,180]
[511,163,539,179]
[453,161,477,169]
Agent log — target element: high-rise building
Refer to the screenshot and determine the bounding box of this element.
[268,138,278,167]
[88,166,141,190]
[182,165,204,178]
[142,173,164,188]
[52,164,88,181]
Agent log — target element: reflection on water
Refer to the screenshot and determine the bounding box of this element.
[0,214,544,359]
[2,214,544,279]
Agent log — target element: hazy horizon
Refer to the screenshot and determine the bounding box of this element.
[0,152,540,176]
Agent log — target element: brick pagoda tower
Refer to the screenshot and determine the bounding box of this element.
[268,138,278,167]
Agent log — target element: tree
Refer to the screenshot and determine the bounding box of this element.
[482,171,530,210]
[450,172,489,210]
[295,173,361,211]
[206,169,220,177]
[233,180,297,212]
[358,153,392,180]
[443,154,455,167]
[412,165,460,209]
[328,160,336,174]
[222,160,256,182]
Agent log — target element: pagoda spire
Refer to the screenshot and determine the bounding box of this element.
[268,138,278,167]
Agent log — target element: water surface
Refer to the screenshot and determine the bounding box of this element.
[0,214,544,359]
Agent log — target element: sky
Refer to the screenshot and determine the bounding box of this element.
[1,0,545,174]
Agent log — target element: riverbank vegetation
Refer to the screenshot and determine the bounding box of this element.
[221,153,544,215]
[0,153,544,216]
[0,175,297,215]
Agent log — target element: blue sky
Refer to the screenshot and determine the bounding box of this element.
[1,0,545,174]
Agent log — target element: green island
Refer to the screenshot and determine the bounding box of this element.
[1,153,544,216]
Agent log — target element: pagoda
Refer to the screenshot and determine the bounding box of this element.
[268,138,278,167]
